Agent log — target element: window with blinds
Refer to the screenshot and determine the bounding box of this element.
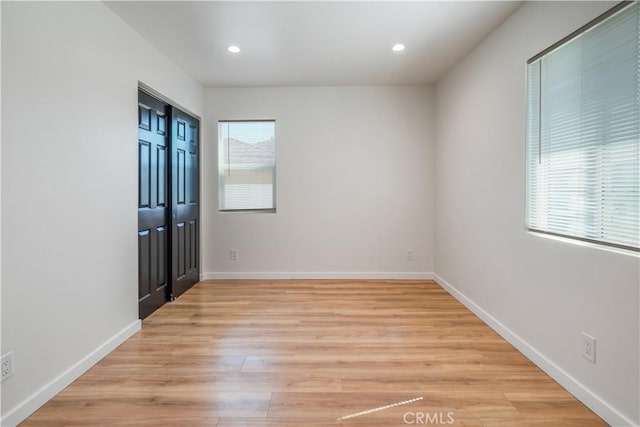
[218,120,276,212]
[526,2,639,252]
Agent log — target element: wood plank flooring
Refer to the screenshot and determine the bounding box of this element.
[22,280,606,426]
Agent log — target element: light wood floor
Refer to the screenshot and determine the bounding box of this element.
[23,280,606,426]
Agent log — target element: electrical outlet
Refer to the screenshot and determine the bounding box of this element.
[230,248,239,261]
[2,352,14,382]
[582,333,596,363]
[407,250,414,261]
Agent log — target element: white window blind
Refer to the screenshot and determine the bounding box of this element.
[218,120,276,211]
[526,2,640,251]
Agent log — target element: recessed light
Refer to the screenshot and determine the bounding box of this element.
[392,43,405,52]
[227,45,240,53]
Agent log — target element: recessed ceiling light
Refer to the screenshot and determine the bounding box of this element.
[392,43,405,52]
[227,45,240,53]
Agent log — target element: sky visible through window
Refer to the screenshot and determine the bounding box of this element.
[224,121,275,144]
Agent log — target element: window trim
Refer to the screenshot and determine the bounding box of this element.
[218,119,277,213]
[525,0,640,253]
[527,1,632,65]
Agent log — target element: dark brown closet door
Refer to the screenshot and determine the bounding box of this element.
[138,91,170,319]
[171,107,200,298]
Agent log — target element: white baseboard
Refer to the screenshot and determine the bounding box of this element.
[1,320,141,427]
[433,273,637,427]
[200,271,434,280]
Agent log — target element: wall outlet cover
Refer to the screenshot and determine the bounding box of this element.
[582,332,596,363]
[1,352,14,382]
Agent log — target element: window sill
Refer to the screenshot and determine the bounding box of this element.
[219,209,277,214]
[527,230,639,258]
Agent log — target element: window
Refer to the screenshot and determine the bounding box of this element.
[218,120,276,211]
[526,2,639,252]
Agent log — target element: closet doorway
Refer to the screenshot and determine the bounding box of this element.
[138,89,200,319]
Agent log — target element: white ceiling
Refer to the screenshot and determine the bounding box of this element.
[105,1,522,87]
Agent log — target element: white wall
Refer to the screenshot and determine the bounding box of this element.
[1,2,203,424]
[203,87,434,278]
[434,2,639,425]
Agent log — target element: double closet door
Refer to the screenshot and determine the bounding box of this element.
[137,89,199,319]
